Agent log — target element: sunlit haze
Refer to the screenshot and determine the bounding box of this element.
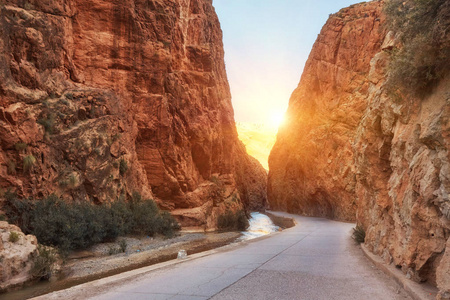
[213,0,363,126]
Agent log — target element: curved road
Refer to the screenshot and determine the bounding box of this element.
[37,212,411,300]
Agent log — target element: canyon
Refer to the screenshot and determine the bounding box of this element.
[268,1,449,298]
[0,0,448,298]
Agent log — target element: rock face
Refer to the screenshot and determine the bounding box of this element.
[0,0,267,230]
[268,1,449,297]
[268,1,385,221]
[0,221,38,290]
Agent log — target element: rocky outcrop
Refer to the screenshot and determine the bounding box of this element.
[268,1,385,221]
[0,0,266,230]
[0,221,38,290]
[357,74,450,299]
[268,0,449,297]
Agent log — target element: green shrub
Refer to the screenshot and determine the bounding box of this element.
[31,244,58,280]
[127,192,178,236]
[108,245,119,255]
[14,143,28,151]
[235,210,249,231]
[65,93,74,100]
[3,191,34,233]
[109,199,134,235]
[9,231,20,243]
[23,2,34,10]
[217,209,249,231]
[3,192,179,253]
[108,240,127,255]
[30,196,119,252]
[94,147,102,156]
[156,211,180,237]
[119,159,128,176]
[23,155,36,172]
[59,180,68,188]
[384,0,449,96]
[352,225,366,243]
[119,239,127,253]
[68,173,78,188]
[37,114,55,133]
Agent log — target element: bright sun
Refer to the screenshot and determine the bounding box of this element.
[270,112,285,129]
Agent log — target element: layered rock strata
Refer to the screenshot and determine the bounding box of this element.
[0,0,267,231]
[268,1,449,297]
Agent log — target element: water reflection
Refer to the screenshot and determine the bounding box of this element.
[241,212,280,240]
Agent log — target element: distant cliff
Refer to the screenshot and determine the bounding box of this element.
[268,0,449,297]
[236,122,277,170]
[0,0,267,230]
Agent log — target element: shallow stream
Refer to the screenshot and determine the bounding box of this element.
[240,212,280,240]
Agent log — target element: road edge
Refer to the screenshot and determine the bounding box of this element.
[30,231,280,300]
[360,244,438,300]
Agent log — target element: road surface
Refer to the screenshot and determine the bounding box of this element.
[36,212,411,300]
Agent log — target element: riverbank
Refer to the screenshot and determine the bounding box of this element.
[3,211,292,299]
[2,231,241,300]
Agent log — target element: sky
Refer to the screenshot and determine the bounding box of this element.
[213,0,363,128]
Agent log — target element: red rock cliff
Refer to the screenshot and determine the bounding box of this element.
[269,1,385,221]
[268,0,449,297]
[0,0,267,229]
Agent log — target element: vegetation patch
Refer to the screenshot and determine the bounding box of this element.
[65,93,74,100]
[119,239,127,252]
[108,240,127,255]
[37,114,56,134]
[68,173,78,188]
[14,143,28,151]
[217,209,249,231]
[23,155,36,173]
[31,245,59,280]
[3,192,179,253]
[7,160,16,175]
[384,0,449,97]
[119,159,128,175]
[9,231,20,243]
[352,225,366,244]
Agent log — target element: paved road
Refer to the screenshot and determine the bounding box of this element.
[39,212,411,300]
